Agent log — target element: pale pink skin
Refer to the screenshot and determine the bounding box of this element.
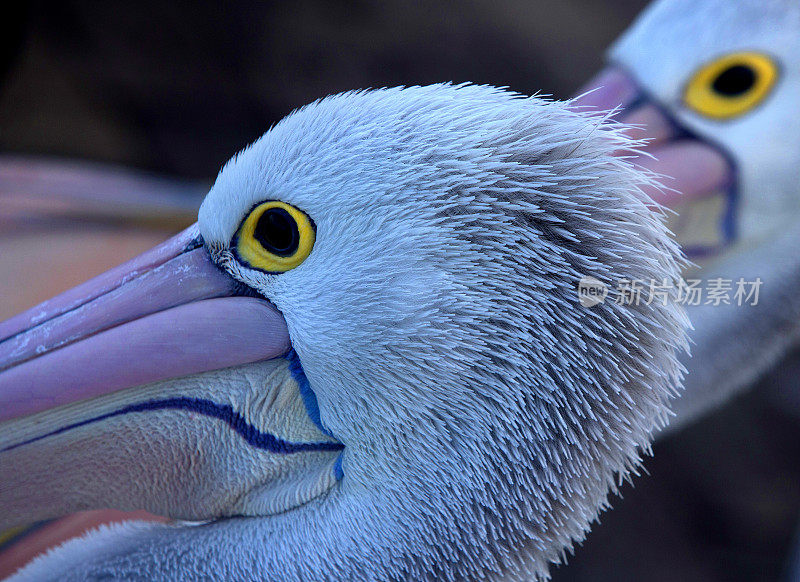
[0,225,291,422]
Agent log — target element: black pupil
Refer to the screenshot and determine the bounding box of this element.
[712,64,756,97]
[253,207,299,257]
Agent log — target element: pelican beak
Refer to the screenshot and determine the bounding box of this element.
[574,66,736,257]
[0,225,342,529]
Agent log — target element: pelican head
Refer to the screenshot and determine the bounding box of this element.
[578,0,800,258]
[0,84,687,581]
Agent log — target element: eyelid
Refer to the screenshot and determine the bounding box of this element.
[234,200,316,274]
[683,51,779,120]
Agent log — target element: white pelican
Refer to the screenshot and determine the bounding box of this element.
[0,84,688,581]
[577,0,800,431]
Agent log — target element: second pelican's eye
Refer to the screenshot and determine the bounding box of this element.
[684,52,778,120]
[234,201,315,273]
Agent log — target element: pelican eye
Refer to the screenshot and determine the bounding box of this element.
[684,52,778,120]
[234,201,315,273]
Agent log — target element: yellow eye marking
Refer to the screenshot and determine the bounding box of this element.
[684,52,778,120]
[234,200,315,273]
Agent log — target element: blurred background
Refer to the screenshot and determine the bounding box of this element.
[1,1,799,580]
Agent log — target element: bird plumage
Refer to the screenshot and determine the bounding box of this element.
[2,84,687,581]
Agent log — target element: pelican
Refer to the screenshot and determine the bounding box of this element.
[576,0,800,431]
[0,84,688,580]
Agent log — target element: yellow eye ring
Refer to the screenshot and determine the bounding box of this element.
[234,200,315,273]
[683,51,779,120]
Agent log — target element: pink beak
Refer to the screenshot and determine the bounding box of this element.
[0,225,291,422]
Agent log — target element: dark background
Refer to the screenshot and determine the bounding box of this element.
[2,2,799,580]
[0,0,646,179]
